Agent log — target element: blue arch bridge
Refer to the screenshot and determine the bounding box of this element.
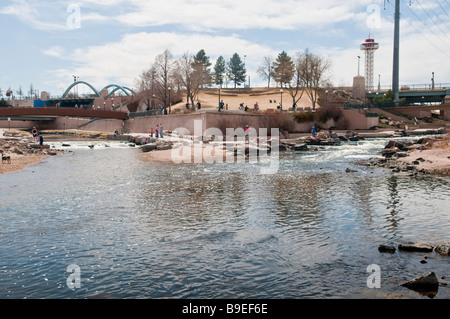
[35,81,135,109]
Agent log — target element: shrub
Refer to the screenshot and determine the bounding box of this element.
[317,103,343,123]
[336,117,350,130]
[293,112,316,123]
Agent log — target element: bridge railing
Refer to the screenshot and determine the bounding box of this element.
[128,109,163,118]
[343,101,412,109]
[375,83,450,91]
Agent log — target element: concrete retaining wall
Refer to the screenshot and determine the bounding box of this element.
[1,109,378,133]
[342,109,378,130]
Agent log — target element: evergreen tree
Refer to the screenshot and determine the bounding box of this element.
[213,56,226,87]
[227,53,246,88]
[193,49,212,88]
[272,51,295,88]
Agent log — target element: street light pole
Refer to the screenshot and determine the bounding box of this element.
[392,0,400,106]
[244,55,247,88]
[72,75,79,97]
[431,72,435,90]
[280,89,283,111]
[357,56,361,76]
[168,87,172,114]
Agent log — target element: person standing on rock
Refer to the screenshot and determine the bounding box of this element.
[32,127,38,142]
[39,135,44,149]
[311,125,316,138]
[159,124,164,138]
[155,125,159,138]
[150,128,154,138]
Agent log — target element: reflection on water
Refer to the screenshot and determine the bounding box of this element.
[0,139,449,299]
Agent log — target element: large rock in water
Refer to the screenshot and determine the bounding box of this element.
[435,244,450,256]
[398,242,434,252]
[378,244,396,253]
[157,144,172,151]
[401,272,439,290]
[293,144,308,151]
[141,143,158,153]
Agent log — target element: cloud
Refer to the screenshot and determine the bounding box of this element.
[47,32,275,91]
[111,0,373,31]
[0,0,68,30]
[41,46,65,58]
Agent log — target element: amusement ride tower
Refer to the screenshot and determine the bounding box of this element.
[360,38,379,91]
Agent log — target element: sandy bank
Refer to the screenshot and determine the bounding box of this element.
[0,154,48,175]
[397,135,450,175]
[0,129,60,175]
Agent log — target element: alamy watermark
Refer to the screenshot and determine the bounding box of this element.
[366,264,381,289]
[67,4,81,29]
[170,120,280,175]
[366,4,382,29]
[66,264,81,289]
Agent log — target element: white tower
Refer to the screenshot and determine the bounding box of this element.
[360,38,379,91]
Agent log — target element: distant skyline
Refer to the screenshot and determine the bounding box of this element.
[1,0,449,98]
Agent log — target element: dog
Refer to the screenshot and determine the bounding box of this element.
[2,154,11,164]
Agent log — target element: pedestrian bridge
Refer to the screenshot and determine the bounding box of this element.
[0,107,128,121]
[367,88,450,105]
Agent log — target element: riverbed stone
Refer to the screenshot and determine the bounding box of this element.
[141,143,158,152]
[435,245,450,256]
[157,144,172,151]
[401,272,439,290]
[378,244,396,253]
[398,242,434,252]
[293,144,308,151]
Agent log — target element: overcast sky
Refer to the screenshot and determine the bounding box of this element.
[1,0,449,97]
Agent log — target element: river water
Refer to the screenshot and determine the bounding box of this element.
[0,137,449,299]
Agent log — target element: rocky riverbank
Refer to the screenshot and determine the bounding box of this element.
[0,129,61,175]
[378,241,449,298]
[362,134,450,176]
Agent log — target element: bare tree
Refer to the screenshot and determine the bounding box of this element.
[16,86,24,100]
[28,83,35,99]
[176,52,203,110]
[136,66,158,110]
[153,49,177,112]
[286,52,307,109]
[299,50,332,110]
[257,56,274,88]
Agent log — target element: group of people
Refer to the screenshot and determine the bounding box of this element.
[150,123,164,138]
[237,102,259,112]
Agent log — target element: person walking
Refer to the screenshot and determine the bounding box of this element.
[244,125,250,141]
